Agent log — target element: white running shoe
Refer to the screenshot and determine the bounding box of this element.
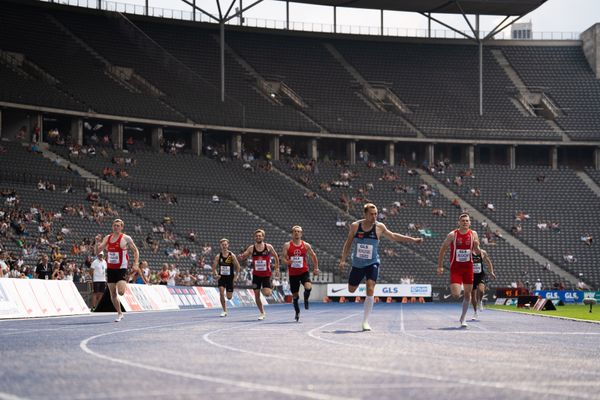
[258,313,265,320]
[114,314,124,322]
[471,312,479,321]
[479,301,485,311]
[460,319,468,328]
[220,311,228,317]
[362,322,372,331]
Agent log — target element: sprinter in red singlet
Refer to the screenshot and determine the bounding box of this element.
[95,219,139,322]
[437,213,482,328]
[282,226,318,322]
[238,229,280,320]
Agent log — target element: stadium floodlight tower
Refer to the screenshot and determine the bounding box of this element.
[275,0,548,116]
[179,0,266,102]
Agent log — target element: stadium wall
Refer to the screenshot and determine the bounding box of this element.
[582,23,600,79]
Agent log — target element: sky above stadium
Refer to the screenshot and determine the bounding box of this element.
[125,0,598,36]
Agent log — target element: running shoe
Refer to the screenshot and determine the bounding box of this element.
[471,312,479,321]
[258,313,266,320]
[460,319,468,328]
[362,321,372,331]
[115,314,124,322]
[220,311,228,317]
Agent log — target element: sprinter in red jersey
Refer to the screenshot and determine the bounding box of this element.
[282,226,318,322]
[95,219,139,322]
[437,213,482,328]
[239,229,280,320]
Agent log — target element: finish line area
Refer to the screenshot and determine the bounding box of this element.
[1,303,599,400]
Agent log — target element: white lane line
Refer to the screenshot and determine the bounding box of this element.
[304,313,361,346]
[400,303,405,333]
[302,307,596,399]
[0,392,29,400]
[80,310,347,400]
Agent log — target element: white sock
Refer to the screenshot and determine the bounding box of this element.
[363,296,374,323]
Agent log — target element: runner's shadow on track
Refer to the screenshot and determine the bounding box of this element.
[263,321,302,325]
[428,327,468,331]
[55,321,113,326]
[327,330,362,334]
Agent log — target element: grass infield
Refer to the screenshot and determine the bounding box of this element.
[488,304,600,322]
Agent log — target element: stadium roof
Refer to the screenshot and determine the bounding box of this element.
[273,0,548,16]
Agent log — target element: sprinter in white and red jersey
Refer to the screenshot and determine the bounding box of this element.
[239,229,280,320]
[282,226,319,322]
[437,213,482,328]
[95,219,139,322]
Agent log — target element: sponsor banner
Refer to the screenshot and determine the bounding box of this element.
[118,285,179,312]
[534,290,585,304]
[169,286,204,309]
[0,279,89,319]
[327,283,432,298]
[583,291,600,301]
[495,298,507,305]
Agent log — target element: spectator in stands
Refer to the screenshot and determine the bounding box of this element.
[167,264,178,286]
[577,275,591,291]
[35,254,52,280]
[51,262,64,280]
[534,279,542,291]
[580,234,593,246]
[211,195,220,203]
[485,202,495,212]
[536,174,546,183]
[563,254,577,263]
[304,191,317,199]
[0,252,8,278]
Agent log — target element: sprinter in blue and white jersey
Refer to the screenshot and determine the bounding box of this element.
[339,203,423,331]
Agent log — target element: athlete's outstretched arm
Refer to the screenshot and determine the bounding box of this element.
[339,223,359,272]
[380,224,423,244]
[306,243,319,274]
[437,232,454,274]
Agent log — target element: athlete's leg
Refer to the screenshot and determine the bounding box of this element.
[362,279,376,331]
[450,283,463,298]
[107,283,123,321]
[116,280,127,296]
[254,288,264,315]
[460,284,473,325]
[290,276,301,320]
[477,283,486,306]
[219,286,227,312]
[303,281,312,310]
[471,287,478,312]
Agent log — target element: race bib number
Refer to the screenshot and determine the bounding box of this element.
[473,262,482,274]
[356,243,373,260]
[220,265,231,276]
[107,252,120,264]
[291,256,304,268]
[254,259,267,271]
[455,249,471,262]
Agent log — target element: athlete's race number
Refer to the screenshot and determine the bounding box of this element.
[356,244,373,260]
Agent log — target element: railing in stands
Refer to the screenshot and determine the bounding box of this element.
[37,0,581,41]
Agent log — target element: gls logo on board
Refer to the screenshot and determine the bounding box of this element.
[382,287,399,294]
[565,292,579,300]
[411,286,429,294]
[544,292,560,300]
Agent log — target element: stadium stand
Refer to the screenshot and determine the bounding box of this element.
[502,46,600,141]
[429,164,600,288]
[2,0,597,141]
